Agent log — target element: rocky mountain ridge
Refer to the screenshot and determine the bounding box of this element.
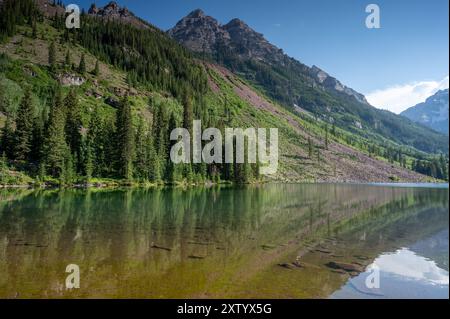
[87,1,151,29]
[168,9,368,105]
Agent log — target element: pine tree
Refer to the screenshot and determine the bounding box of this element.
[64,50,71,69]
[115,96,134,180]
[166,112,180,182]
[31,18,37,39]
[183,90,193,134]
[13,88,35,162]
[152,104,169,170]
[0,152,7,179]
[1,116,14,159]
[324,124,329,150]
[61,149,74,185]
[48,41,56,70]
[308,136,313,158]
[42,87,68,177]
[0,81,7,113]
[64,88,82,170]
[134,118,148,180]
[93,59,100,76]
[84,143,93,181]
[78,53,86,74]
[146,133,160,182]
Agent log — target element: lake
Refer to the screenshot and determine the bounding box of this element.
[0,183,448,299]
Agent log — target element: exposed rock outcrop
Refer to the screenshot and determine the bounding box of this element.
[58,73,85,86]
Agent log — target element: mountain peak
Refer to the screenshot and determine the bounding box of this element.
[169,10,279,60]
[87,1,149,29]
[187,9,205,18]
[225,18,247,28]
[168,10,227,54]
[224,18,259,36]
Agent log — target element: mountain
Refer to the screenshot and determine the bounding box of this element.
[401,89,449,135]
[87,1,151,30]
[0,0,448,185]
[168,10,449,155]
[168,9,366,104]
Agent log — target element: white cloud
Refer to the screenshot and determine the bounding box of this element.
[366,76,449,114]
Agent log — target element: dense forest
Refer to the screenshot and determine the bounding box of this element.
[0,0,448,186]
[0,0,260,186]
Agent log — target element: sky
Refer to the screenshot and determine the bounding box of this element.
[75,0,449,113]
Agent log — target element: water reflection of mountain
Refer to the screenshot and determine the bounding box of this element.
[409,229,449,271]
[0,185,448,298]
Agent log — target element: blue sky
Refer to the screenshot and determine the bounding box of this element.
[75,0,449,112]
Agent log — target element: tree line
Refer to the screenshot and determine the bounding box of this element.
[0,85,260,185]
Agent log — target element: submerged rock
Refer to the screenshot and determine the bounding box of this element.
[150,243,172,251]
[331,269,348,275]
[261,244,277,250]
[326,261,363,273]
[354,255,370,260]
[277,261,303,270]
[315,248,332,254]
[188,255,205,260]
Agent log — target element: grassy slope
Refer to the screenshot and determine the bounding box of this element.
[202,63,430,183]
[0,20,431,185]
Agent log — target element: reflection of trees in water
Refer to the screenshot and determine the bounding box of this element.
[0,185,447,297]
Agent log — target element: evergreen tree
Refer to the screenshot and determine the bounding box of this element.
[0,81,7,113]
[152,104,169,169]
[166,112,180,182]
[0,152,7,178]
[64,88,82,170]
[78,53,86,74]
[31,18,37,39]
[84,143,93,181]
[146,133,160,182]
[64,50,71,69]
[115,96,134,180]
[1,116,14,159]
[183,90,193,134]
[61,149,74,185]
[93,59,100,76]
[308,136,313,158]
[13,88,35,162]
[42,87,68,177]
[134,118,148,180]
[48,41,56,70]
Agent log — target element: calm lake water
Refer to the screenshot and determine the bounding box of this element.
[0,184,448,299]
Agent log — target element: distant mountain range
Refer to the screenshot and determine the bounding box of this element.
[401,89,449,135]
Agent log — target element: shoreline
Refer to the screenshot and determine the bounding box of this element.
[1,179,447,190]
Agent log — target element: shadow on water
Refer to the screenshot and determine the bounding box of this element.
[0,184,448,298]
